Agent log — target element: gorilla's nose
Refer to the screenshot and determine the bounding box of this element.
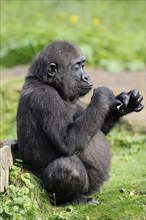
[81,72,93,87]
[82,74,89,82]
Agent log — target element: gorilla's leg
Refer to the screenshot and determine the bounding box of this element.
[79,131,111,194]
[42,155,89,205]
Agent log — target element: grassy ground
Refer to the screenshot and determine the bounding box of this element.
[0,79,24,139]
[1,0,145,72]
[0,79,145,219]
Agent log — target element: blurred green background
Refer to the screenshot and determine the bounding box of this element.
[1,0,145,72]
[0,1,145,219]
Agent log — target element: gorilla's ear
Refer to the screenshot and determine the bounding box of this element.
[48,63,57,77]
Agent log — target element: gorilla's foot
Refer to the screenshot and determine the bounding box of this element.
[67,196,100,206]
[86,197,100,205]
[53,196,100,206]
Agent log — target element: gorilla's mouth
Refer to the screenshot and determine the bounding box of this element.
[70,86,92,101]
[81,85,93,90]
[79,86,93,97]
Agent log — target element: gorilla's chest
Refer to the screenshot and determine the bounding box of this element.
[64,101,78,120]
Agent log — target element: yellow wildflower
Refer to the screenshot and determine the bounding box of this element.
[93,18,101,26]
[70,15,79,23]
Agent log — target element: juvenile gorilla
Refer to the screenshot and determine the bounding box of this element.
[17,41,143,205]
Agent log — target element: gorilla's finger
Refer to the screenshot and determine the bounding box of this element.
[115,100,123,110]
[116,93,130,107]
[129,89,140,100]
[136,95,143,104]
[122,94,130,107]
[133,104,144,112]
[115,99,122,105]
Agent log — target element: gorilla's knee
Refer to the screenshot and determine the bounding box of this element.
[42,156,89,203]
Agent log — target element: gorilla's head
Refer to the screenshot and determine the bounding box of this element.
[29,41,93,101]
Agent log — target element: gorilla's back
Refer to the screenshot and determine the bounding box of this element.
[17,86,61,172]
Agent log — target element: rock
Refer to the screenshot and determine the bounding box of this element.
[0,139,17,192]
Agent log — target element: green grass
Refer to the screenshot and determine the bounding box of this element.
[0,79,145,219]
[0,78,24,140]
[1,0,145,72]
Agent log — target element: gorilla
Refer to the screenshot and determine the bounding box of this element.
[17,40,143,205]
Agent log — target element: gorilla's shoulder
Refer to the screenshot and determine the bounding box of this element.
[29,83,64,108]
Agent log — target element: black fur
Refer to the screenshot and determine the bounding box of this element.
[17,41,143,205]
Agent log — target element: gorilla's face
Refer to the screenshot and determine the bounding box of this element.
[29,41,93,101]
[67,56,93,100]
[48,55,93,101]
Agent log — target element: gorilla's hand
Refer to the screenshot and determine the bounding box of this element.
[92,87,119,111]
[116,89,144,115]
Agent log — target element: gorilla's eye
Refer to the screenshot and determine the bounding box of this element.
[82,62,85,68]
[74,61,85,71]
[74,63,81,71]
[48,63,57,77]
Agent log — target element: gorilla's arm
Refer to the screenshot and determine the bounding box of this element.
[73,101,85,120]
[32,86,116,156]
[101,89,144,135]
